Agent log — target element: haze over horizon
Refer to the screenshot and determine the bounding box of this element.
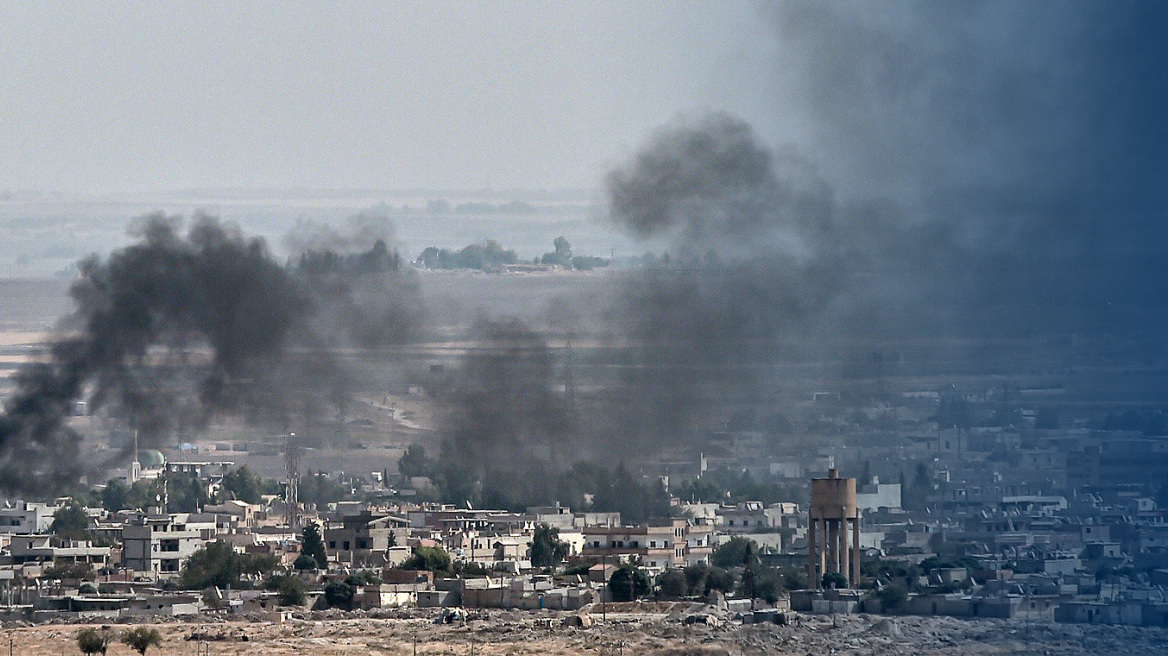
[1,2,779,195]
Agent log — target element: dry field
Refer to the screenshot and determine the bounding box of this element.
[7,609,1168,656]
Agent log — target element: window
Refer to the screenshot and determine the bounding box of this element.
[329,541,336,549]
[650,541,656,548]
[592,541,600,548]
[343,541,350,551]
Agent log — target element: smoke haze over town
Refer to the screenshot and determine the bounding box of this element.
[0,1,1165,648]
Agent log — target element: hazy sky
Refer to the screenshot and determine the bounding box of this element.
[3,0,1163,220]
[0,2,780,194]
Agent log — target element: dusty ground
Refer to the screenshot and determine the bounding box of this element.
[7,608,1168,656]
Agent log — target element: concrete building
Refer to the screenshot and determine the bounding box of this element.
[122,514,216,578]
[325,512,407,566]
[719,501,798,533]
[7,536,111,568]
[582,518,690,570]
[0,501,62,535]
[856,481,902,512]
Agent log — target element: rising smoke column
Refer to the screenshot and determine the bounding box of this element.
[434,317,573,505]
[285,211,424,351]
[603,113,842,453]
[0,212,421,494]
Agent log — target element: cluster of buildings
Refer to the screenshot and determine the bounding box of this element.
[631,388,1168,627]
[0,383,1166,627]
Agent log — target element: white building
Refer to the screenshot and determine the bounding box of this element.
[122,513,216,578]
[0,501,63,535]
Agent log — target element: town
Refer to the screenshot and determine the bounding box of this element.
[2,377,1165,633]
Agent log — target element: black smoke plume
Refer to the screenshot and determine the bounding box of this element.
[0,212,419,494]
[758,1,1168,340]
[433,317,573,503]
[602,113,841,451]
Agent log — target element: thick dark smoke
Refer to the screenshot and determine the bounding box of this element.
[602,114,842,451]
[760,1,1168,339]
[605,113,829,252]
[0,212,419,494]
[593,1,1168,455]
[434,317,573,501]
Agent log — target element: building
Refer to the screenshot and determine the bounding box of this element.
[122,513,217,578]
[7,535,111,568]
[325,512,407,566]
[581,518,697,570]
[719,502,797,533]
[0,501,62,535]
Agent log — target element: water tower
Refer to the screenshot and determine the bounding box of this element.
[808,468,860,587]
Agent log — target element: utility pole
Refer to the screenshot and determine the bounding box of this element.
[284,431,300,530]
[601,552,606,621]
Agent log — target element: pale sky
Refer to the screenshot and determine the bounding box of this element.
[0,2,783,194]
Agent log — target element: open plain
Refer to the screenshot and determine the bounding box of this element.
[7,609,1168,656]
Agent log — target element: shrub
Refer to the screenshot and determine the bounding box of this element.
[877,584,908,614]
[121,627,162,656]
[76,627,111,656]
[609,565,652,602]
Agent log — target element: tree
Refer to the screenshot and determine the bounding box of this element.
[76,627,111,656]
[400,546,452,575]
[301,522,328,569]
[934,391,971,429]
[684,564,709,596]
[398,444,430,479]
[876,583,908,614]
[166,473,208,513]
[179,541,276,589]
[323,580,354,610]
[1144,412,1168,437]
[609,564,651,602]
[293,553,319,571]
[266,573,308,606]
[120,627,162,656]
[540,236,572,267]
[1157,472,1168,510]
[704,566,736,594]
[658,569,688,598]
[904,461,933,510]
[299,471,349,508]
[750,567,785,604]
[711,536,758,569]
[51,501,90,542]
[102,479,129,512]
[529,523,570,568]
[822,571,849,589]
[1035,407,1061,430]
[220,465,263,504]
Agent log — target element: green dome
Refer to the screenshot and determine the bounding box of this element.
[137,449,166,468]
